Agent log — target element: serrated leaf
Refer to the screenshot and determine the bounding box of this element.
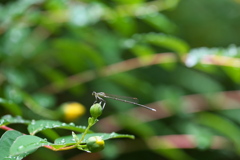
[27,120,88,135]
[0,130,25,160]
[10,135,49,156]
[0,115,30,126]
[54,132,135,146]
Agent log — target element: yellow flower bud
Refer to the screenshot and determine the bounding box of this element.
[86,136,105,152]
[62,102,86,122]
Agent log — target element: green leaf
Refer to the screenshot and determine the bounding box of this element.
[0,98,22,116]
[3,68,29,88]
[175,68,222,93]
[40,129,60,141]
[108,16,136,36]
[221,67,240,84]
[54,132,134,146]
[219,109,240,123]
[144,33,189,54]
[27,120,89,135]
[19,89,58,119]
[130,44,155,56]
[3,85,24,104]
[132,33,189,54]
[0,115,30,126]
[9,135,49,156]
[32,93,56,109]
[52,39,104,72]
[140,13,176,33]
[0,130,26,160]
[37,65,68,88]
[198,112,240,152]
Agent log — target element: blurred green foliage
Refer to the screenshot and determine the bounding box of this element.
[1,0,240,159]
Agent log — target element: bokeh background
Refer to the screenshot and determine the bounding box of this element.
[1,0,240,159]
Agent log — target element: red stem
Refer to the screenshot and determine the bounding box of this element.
[0,125,77,151]
[0,125,14,131]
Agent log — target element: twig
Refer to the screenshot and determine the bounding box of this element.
[40,53,177,93]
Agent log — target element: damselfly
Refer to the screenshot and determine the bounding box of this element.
[92,91,156,111]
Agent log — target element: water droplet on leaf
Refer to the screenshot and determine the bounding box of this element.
[31,120,36,125]
[60,139,65,144]
[18,145,24,150]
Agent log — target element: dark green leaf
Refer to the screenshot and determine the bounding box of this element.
[0,98,22,116]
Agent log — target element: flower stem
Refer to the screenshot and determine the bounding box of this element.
[0,125,14,131]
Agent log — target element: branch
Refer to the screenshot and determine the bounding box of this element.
[40,53,177,93]
[41,53,240,94]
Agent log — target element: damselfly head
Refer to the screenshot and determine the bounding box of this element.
[92,91,96,96]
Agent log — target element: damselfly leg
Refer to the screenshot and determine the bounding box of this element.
[92,91,106,108]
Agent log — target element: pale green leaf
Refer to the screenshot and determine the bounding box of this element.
[27,120,88,135]
[0,115,30,126]
[10,135,49,156]
[132,33,189,54]
[144,33,189,54]
[140,13,176,33]
[0,130,25,160]
[54,132,134,146]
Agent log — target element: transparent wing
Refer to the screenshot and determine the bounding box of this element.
[103,93,139,103]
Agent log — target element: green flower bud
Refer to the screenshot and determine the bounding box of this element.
[90,103,103,118]
[86,136,105,152]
